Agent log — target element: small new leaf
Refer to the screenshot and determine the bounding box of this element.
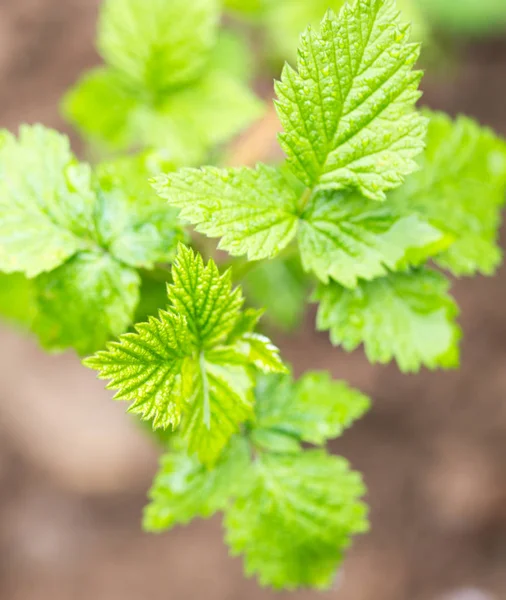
[154,165,299,261]
[98,0,219,94]
[84,309,193,429]
[85,245,286,463]
[275,0,426,199]
[316,268,461,372]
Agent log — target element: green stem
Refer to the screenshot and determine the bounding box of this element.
[297,187,313,214]
[199,351,211,430]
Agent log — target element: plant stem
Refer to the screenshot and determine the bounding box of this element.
[297,187,313,214]
[199,351,211,430]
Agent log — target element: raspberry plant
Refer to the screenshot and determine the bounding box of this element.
[1,0,506,591]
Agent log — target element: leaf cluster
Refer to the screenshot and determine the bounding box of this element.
[144,370,370,589]
[0,128,185,354]
[156,0,506,373]
[63,0,262,164]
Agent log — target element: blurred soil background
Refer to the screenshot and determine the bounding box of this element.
[1,1,506,599]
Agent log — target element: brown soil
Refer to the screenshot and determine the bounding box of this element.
[1,2,506,599]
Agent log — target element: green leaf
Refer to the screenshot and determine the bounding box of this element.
[275,0,426,199]
[33,252,140,356]
[95,156,186,269]
[85,245,285,463]
[0,126,97,277]
[167,245,244,348]
[132,71,263,165]
[316,268,461,372]
[64,2,261,160]
[154,164,299,261]
[390,112,506,276]
[84,308,193,429]
[98,0,220,94]
[179,352,255,464]
[61,67,137,152]
[224,450,368,590]
[0,273,36,328]
[254,372,370,447]
[298,190,449,286]
[144,436,251,531]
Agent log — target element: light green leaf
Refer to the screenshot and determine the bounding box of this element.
[180,353,255,464]
[84,308,193,429]
[144,436,251,531]
[390,112,506,276]
[0,126,97,277]
[316,268,461,372]
[98,0,219,94]
[85,245,285,463]
[132,71,263,164]
[225,450,368,590]
[167,245,244,348]
[236,333,289,374]
[154,164,299,261]
[275,0,426,199]
[33,252,140,356]
[0,272,36,328]
[95,156,186,269]
[254,372,370,447]
[299,190,449,287]
[61,67,137,152]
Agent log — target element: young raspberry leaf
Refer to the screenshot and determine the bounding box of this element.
[153,165,299,261]
[85,245,286,464]
[275,0,426,199]
[253,372,370,448]
[131,71,263,164]
[298,190,450,287]
[34,252,140,356]
[167,245,244,348]
[390,112,506,276]
[64,0,262,160]
[61,68,138,152]
[144,436,251,531]
[94,155,186,269]
[224,450,368,590]
[0,126,97,277]
[98,0,219,94]
[316,268,461,372]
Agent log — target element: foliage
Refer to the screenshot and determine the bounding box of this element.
[1,0,505,592]
[145,372,370,589]
[0,127,185,354]
[62,0,262,164]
